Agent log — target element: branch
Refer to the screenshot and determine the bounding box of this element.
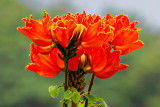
[85,74,95,107]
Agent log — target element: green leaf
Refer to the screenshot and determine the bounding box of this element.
[60,99,65,103]
[64,90,73,99]
[49,85,59,98]
[87,94,97,103]
[59,86,64,91]
[65,99,71,104]
[81,95,87,101]
[97,98,108,107]
[78,102,85,107]
[71,87,78,92]
[88,101,94,107]
[72,92,81,103]
[60,99,71,104]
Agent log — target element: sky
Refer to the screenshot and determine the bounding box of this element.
[17,0,160,32]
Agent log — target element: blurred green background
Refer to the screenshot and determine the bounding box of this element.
[1,0,160,107]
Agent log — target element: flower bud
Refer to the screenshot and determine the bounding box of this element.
[79,54,92,73]
[71,24,87,44]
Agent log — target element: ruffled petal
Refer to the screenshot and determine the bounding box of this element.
[114,40,144,55]
[104,14,144,54]
[53,27,69,47]
[26,43,61,77]
[86,45,128,79]
[93,64,128,79]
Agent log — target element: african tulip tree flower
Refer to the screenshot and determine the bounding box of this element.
[79,45,128,79]
[27,43,84,77]
[17,11,113,54]
[18,10,144,106]
[104,14,144,55]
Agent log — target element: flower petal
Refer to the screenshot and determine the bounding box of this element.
[53,27,69,47]
[26,43,61,77]
[93,64,128,79]
[114,40,144,55]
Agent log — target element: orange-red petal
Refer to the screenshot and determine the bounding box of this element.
[53,27,69,47]
[114,40,144,55]
[26,43,61,77]
[93,64,128,79]
[86,45,128,79]
[69,46,84,71]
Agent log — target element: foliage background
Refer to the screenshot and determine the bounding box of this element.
[0,0,160,107]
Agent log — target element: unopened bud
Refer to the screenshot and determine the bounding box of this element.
[71,24,87,44]
[79,54,92,73]
[50,25,58,42]
[51,42,56,48]
[79,54,88,69]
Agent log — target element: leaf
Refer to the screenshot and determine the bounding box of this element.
[60,99,71,104]
[81,95,87,101]
[88,101,94,107]
[71,87,78,92]
[78,102,85,107]
[72,92,81,103]
[87,94,97,103]
[97,98,108,107]
[49,85,59,98]
[64,90,73,99]
[60,99,65,103]
[65,99,71,104]
[59,86,64,91]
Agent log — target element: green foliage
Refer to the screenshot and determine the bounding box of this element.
[78,94,108,107]
[60,87,82,104]
[72,92,81,103]
[71,87,78,92]
[87,94,97,103]
[97,98,108,107]
[49,85,59,98]
[59,86,64,91]
[65,99,71,104]
[78,102,85,107]
[60,99,71,104]
[64,90,73,99]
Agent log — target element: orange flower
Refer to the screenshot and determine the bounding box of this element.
[17,12,55,54]
[80,45,128,79]
[26,43,62,77]
[18,11,143,78]
[26,43,83,77]
[18,11,113,54]
[104,14,144,55]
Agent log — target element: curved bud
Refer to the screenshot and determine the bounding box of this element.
[79,54,88,69]
[71,24,87,44]
[83,55,92,73]
[50,25,58,42]
[79,54,92,73]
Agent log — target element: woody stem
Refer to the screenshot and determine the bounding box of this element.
[85,74,95,107]
[64,57,69,91]
[64,56,69,107]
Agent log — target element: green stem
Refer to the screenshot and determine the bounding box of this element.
[85,74,95,107]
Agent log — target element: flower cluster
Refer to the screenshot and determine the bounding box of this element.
[18,11,143,79]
